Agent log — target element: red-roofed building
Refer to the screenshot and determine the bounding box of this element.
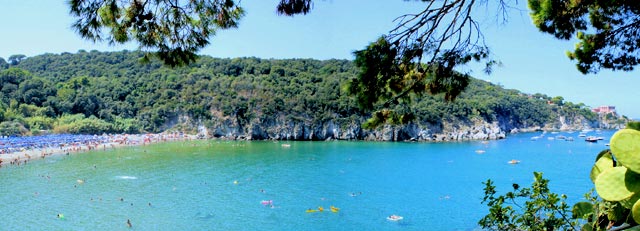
[592,106,616,114]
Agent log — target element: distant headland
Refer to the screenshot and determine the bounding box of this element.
[0,51,629,141]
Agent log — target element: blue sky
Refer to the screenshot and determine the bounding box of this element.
[1,1,639,118]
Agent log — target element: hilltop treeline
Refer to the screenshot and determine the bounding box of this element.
[0,50,607,136]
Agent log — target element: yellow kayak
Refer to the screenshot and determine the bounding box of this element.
[306,209,318,213]
[330,206,340,213]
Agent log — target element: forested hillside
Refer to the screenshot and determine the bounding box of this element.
[0,51,626,140]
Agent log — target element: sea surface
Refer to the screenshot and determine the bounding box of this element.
[0,130,614,230]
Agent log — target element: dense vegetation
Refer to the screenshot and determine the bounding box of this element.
[65,1,640,127]
[0,51,603,136]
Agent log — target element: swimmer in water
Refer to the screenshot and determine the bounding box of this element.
[126,219,132,228]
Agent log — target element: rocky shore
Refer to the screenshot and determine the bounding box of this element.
[191,113,627,142]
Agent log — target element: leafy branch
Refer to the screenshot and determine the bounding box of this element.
[479,172,579,231]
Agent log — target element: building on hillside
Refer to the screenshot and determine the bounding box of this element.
[592,105,616,114]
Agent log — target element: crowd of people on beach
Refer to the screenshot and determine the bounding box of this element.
[0,132,194,167]
[0,134,109,155]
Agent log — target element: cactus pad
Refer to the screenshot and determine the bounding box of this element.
[633,198,640,224]
[611,129,640,173]
[591,150,615,183]
[595,167,640,201]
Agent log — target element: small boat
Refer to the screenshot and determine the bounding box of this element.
[585,137,598,143]
[330,206,340,213]
[565,137,574,141]
[281,144,291,148]
[306,209,318,213]
[475,150,486,154]
[556,135,566,140]
[596,137,605,140]
[387,214,403,221]
[508,159,521,164]
[530,136,540,141]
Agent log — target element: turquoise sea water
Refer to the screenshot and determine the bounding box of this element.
[0,131,613,230]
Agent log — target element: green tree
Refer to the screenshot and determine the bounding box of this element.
[479,172,579,230]
[551,96,564,106]
[0,68,31,105]
[0,121,28,136]
[0,57,8,69]
[0,103,5,122]
[69,0,245,67]
[529,0,640,74]
[18,78,55,106]
[7,54,26,65]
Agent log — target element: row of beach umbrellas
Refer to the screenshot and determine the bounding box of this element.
[0,134,111,154]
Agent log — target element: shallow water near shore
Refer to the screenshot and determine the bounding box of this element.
[0,131,613,230]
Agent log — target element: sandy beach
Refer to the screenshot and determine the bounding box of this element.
[0,133,197,167]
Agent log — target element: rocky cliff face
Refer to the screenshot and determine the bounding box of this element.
[179,111,626,141]
[202,117,508,141]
